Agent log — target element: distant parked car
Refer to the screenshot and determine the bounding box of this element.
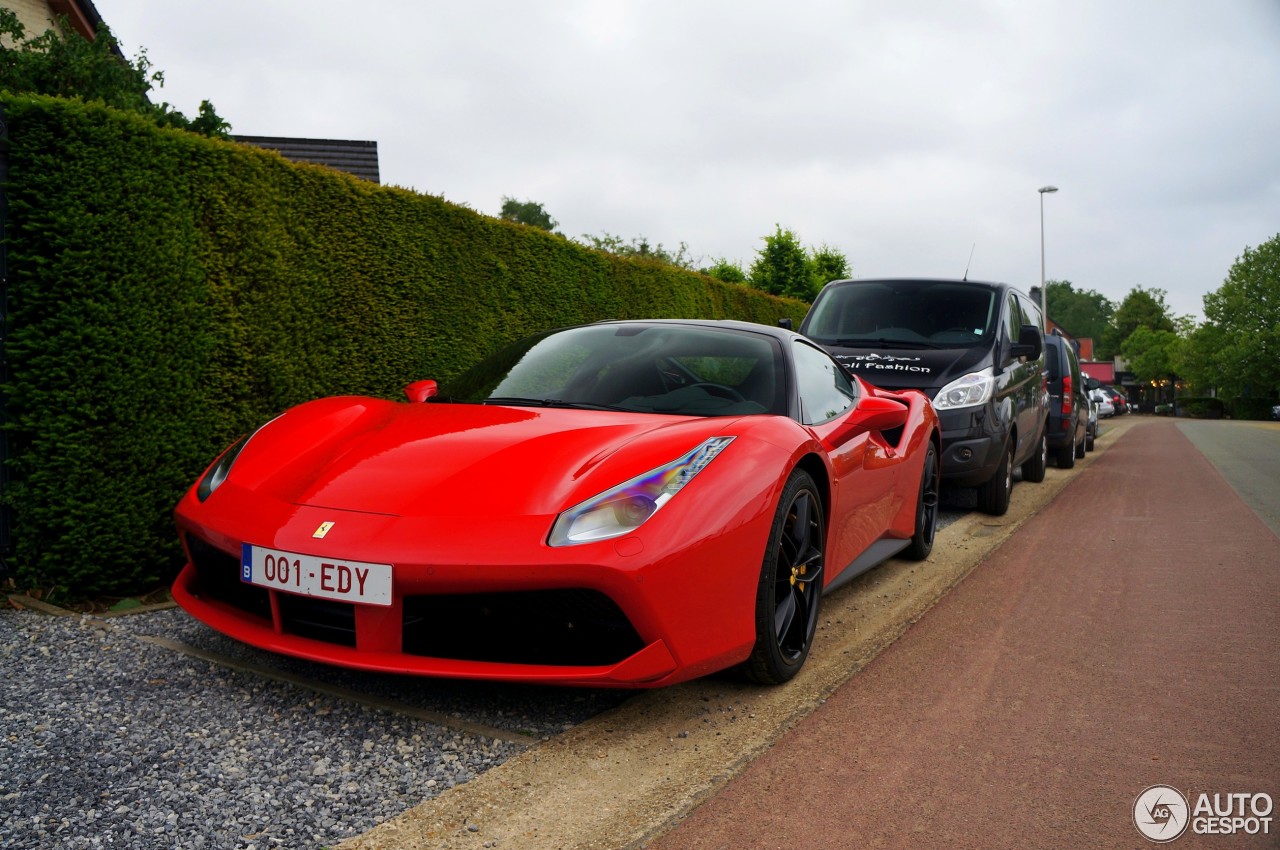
[1043,334,1088,468]
[1272,404,1280,421]
[1107,386,1131,414]
[1091,388,1115,418]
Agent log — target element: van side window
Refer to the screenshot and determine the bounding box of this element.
[1001,295,1018,346]
[1017,294,1043,332]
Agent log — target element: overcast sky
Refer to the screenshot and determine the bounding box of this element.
[89,0,1280,322]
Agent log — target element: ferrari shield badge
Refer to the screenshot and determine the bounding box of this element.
[312,521,336,539]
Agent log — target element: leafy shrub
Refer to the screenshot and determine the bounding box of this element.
[1176,397,1225,419]
[1230,397,1278,421]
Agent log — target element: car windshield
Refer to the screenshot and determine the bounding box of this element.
[437,323,786,417]
[804,280,998,348]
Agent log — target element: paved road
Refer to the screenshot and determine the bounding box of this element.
[645,418,1280,849]
[1177,419,1280,537]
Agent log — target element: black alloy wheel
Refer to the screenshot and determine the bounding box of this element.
[744,469,825,685]
[904,440,940,560]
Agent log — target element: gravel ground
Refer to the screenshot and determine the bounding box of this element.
[1,495,975,850]
[0,606,630,850]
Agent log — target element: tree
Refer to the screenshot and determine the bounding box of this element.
[1121,326,1180,391]
[746,227,849,302]
[499,197,558,232]
[702,258,747,284]
[808,244,850,294]
[748,226,811,299]
[577,231,695,269]
[1044,279,1114,344]
[1102,286,1176,359]
[0,10,229,137]
[1179,321,1229,396]
[1198,233,1280,400]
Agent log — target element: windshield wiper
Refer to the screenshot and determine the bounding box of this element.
[826,337,942,350]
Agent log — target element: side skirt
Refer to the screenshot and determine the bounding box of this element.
[822,538,911,596]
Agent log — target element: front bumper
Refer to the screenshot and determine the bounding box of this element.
[936,406,1005,487]
[172,484,770,688]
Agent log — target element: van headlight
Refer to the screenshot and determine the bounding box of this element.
[934,369,995,410]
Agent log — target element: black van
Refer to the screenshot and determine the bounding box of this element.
[798,278,1048,515]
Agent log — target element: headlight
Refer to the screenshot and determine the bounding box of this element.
[933,369,995,410]
[195,435,251,502]
[548,436,734,546]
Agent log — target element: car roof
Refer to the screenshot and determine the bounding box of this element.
[816,276,1035,299]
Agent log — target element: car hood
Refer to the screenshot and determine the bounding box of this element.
[231,397,739,518]
[819,344,993,395]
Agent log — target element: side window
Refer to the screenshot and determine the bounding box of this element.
[1000,294,1017,346]
[793,341,857,425]
[1019,295,1043,332]
[1046,340,1063,380]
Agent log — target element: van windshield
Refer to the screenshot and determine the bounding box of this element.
[803,280,998,348]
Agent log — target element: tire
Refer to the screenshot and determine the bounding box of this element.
[1074,429,1086,459]
[1055,441,1075,469]
[743,470,826,685]
[975,439,1013,516]
[1021,428,1047,483]
[903,441,940,561]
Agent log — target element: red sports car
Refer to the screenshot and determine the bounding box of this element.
[173,320,940,687]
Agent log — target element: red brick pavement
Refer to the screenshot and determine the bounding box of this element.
[645,419,1280,849]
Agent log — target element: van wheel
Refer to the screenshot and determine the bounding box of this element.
[976,440,1013,516]
[1022,429,1047,483]
[1074,431,1086,459]
[1054,440,1075,468]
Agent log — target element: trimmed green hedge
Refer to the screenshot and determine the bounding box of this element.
[1176,397,1225,419]
[1229,397,1278,421]
[0,94,808,598]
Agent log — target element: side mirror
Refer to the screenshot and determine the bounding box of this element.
[824,396,908,449]
[404,379,438,403]
[1010,324,1043,361]
[849,395,910,433]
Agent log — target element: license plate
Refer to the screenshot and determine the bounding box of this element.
[240,544,392,607]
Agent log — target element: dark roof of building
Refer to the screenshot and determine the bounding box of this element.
[232,135,381,184]
[50,0,104,40]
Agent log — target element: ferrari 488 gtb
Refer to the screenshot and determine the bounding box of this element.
[174,320,939,687]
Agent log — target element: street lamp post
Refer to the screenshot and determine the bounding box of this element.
[1038,185,1058,330]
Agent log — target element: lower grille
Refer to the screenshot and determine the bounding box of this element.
[185,535,270,620]
[278,594,356,647]
[185,535,646,665]
[402,589,645,667]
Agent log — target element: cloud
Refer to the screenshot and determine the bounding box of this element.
[93,0,1280,322]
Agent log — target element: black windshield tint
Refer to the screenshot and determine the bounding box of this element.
[439,324,786,417]
[805,281,998,347]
